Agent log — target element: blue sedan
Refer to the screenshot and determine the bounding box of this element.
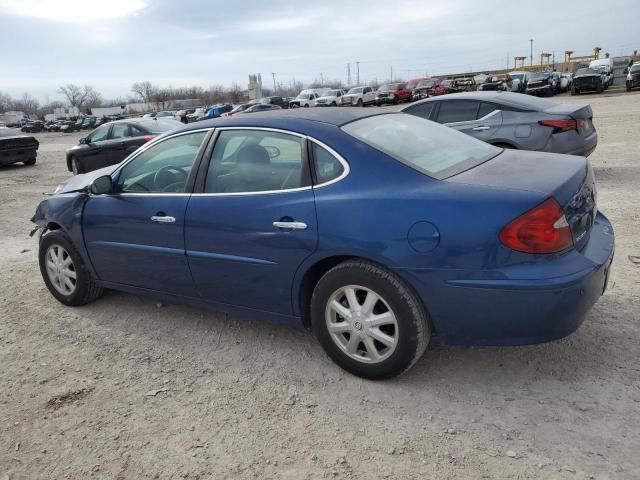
[32,108,614,379]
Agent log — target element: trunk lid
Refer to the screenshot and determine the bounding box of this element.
[541,103,595,137]
[448,149,597,246]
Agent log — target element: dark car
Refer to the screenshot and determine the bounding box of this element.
[260,96,288,109]
[571,68,604,95]
[0,128,38,166]
[526,72,555,96]
[402,91,597,156]
[411,78,449,100]
[21,121,45,133]
[375,83,412,105]
[65,117,182,174]
[625,63,640,92]
[60,117,86,133]
[225,103,253,116]
[32,108,614,379]
[237,104,282,114]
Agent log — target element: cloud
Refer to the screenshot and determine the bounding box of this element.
[0,0,147,21]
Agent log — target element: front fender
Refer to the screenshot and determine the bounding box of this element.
[31,193,97,278]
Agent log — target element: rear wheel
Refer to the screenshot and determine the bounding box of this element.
[597,84,603,94]
[23,158,36,166]
[357,99,363,107]
[627,84,632,92]
[311,260,430,379]
[571,87,577,96]
[39,230,104,306]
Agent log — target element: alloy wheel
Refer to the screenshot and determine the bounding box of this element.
[45,244,77,295]
[325,285,398,364]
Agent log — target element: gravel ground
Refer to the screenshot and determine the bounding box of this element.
[1,93,639,480]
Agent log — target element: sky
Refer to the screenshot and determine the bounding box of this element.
[0,0,638,102]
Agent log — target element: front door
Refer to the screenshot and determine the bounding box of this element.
[185,128,318,315]
[83,130,210,297]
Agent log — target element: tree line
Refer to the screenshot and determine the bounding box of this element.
[2,76,383,118]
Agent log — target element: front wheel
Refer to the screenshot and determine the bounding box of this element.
[311,260,430,379]
[357,99,363,107]
[23,158,36,165]
[39,230,104,306]
[71,157,83,175]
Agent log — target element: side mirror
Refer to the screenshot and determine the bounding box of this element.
[90,175,113,195]
[79,137,87,144]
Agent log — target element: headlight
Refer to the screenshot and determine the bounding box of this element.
[628,74,633,80]
[389,93,395,98]
[54,184,63,194]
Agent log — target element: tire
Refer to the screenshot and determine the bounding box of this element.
[597,84,603,94]
[303,104,309,108]
[626,84,632,92]
[310,260,430,380]
[571,87,577,96]
[39,230,104,307]
[331,102,337,107]
[23,158,36,166]
[356,99,363,107]
[71,157,83,175]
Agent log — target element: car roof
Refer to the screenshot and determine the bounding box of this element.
[401,91,561,111]
[175,107,391,133]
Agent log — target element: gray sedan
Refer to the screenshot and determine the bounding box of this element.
[402,92,597,156]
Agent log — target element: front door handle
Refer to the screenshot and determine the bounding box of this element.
[150,215,176,224]
[273,221,307,230]
[473,125,491,131]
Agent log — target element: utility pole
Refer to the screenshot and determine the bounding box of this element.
[507,52,509,70]
[356,61,360,85]
[272,72,276,93]
[529,39,534,66]
[347,63,351,86]
[390,65,393,82]
[320,73,324,86]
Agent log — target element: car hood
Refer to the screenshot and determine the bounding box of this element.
[55,165,117,194]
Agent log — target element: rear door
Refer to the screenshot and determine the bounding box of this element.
[185,128,318,315]
[435,100,503,141]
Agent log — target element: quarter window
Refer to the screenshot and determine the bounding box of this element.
[312,143,344,184]
[205,130,309,193]
[477,102,497,119]
[116,132,207,193]
[436,101,480,124]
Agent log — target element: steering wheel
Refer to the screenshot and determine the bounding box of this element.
[154,166,188,191]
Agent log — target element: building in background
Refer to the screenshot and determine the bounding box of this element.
[248,74,263,100]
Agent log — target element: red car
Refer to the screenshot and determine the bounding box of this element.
[375,83,412,105]
[411,78,449,100]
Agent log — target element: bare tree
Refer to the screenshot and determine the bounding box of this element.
[226,83,245,103]
[57,84,86,108]
[131,81,156,102]
[83,86,102,110]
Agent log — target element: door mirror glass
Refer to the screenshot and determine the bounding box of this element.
[90,175,113,195]
[79,137,87,144]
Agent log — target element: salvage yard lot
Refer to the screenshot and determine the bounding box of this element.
[1,92,639,479]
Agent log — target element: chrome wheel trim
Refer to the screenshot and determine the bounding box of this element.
[325,285,398,364]
[45,244,77,296]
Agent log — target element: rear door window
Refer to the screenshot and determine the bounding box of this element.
[436,101,480,124]
[477,102,498,119]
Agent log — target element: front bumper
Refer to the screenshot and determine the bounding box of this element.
[400,212,615,346]
[526,85,553,95]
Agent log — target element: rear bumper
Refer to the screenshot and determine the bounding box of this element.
[400,212,615,346]
[0,147,38,166]
[544,129,598,157]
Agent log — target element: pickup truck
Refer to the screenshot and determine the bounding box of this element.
[342,86,377,106]
[314,90,346,106]
[375,83,412,105]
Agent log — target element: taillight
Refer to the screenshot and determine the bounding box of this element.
[143,135,155,143]
[538,119,577,133]
[499,197,573,254]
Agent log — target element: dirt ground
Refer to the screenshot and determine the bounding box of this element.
[1,93,639,480]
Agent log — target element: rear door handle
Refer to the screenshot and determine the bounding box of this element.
[473,125,491,131]
[150,215,176,224]
[273,221,307,230]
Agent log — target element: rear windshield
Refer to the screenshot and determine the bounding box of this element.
[342,113,500,179]
[137,118,182,133]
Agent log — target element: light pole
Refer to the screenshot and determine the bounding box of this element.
[356,61,360,85]
[272,72,276,93]
[529,39,534,66]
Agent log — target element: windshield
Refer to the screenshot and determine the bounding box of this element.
[417,81,435,88]
[379,84,398,91]
[406,81,420,89]
[296,93,310,99]
[631,65,640,73]
[510,73,525,81]
[324,90,339,97]
[576,68,598,76]
[342,113,500,180]
[529,72,550,80]
[347,87,363,94]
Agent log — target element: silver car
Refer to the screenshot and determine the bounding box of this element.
[401,91,597,156]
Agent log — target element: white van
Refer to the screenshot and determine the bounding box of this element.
[589,59,614,87]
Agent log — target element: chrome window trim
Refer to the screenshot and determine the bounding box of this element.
[111,127,214,177]
[190,126,350,197]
